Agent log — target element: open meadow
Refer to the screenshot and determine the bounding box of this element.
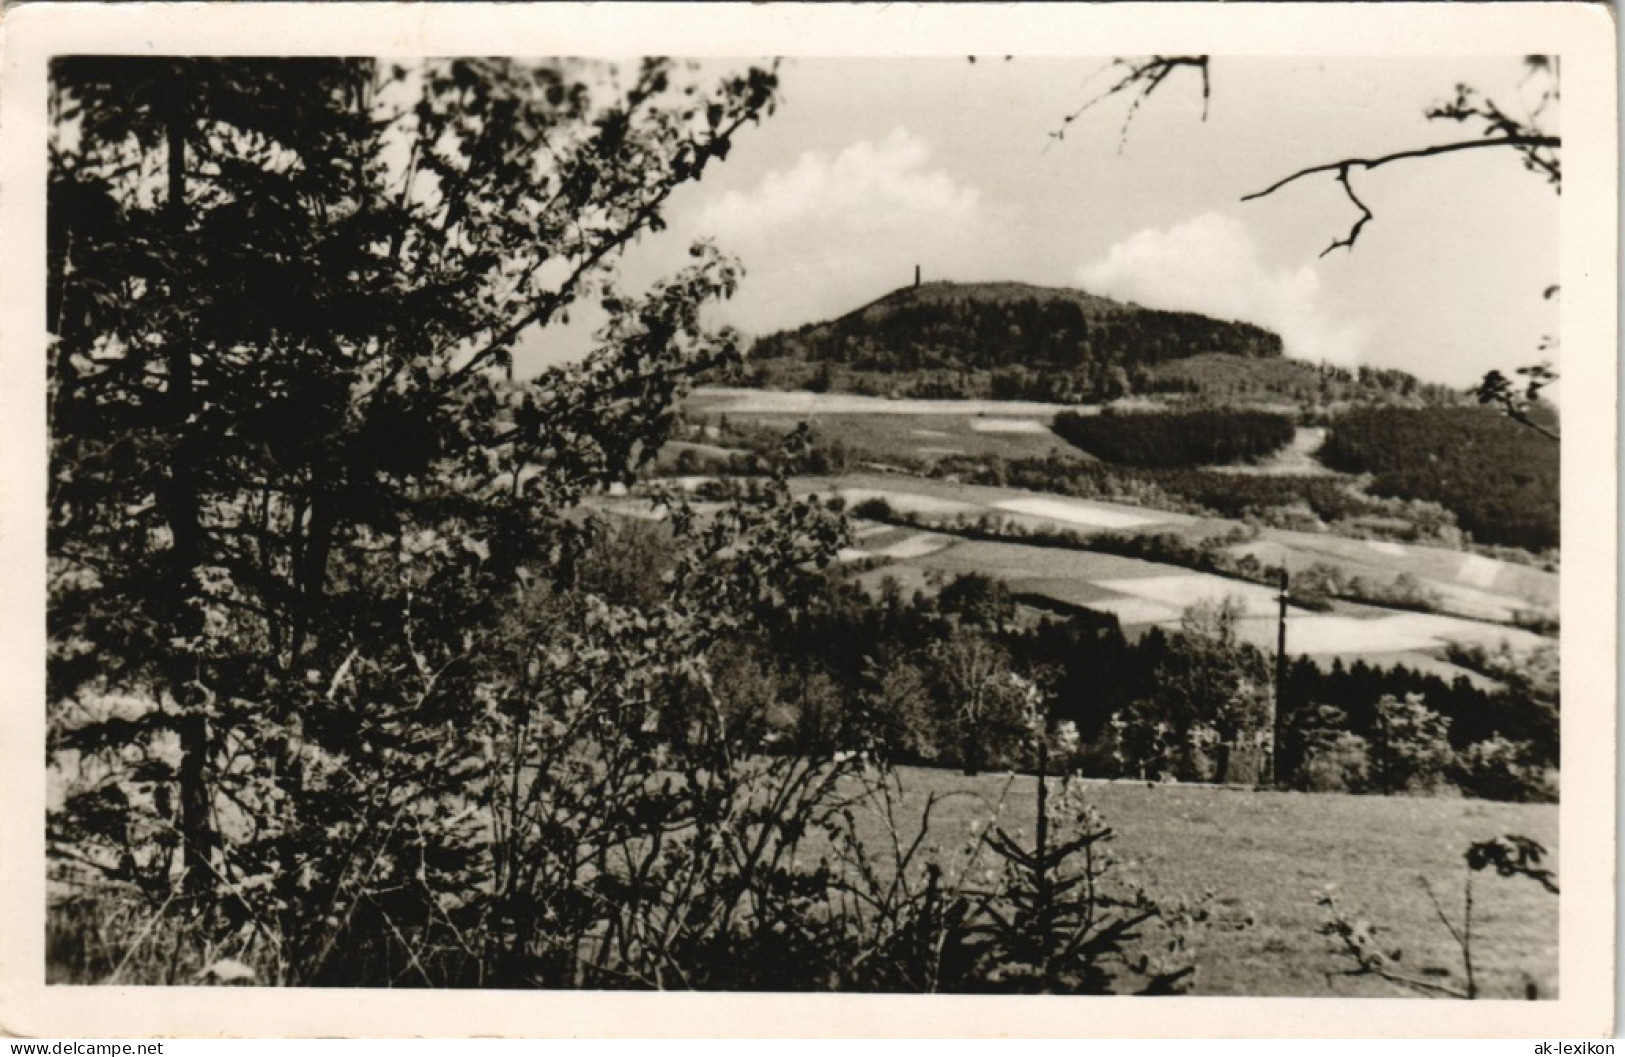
[841,767,1560,998]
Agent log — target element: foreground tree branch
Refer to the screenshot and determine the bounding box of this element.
[1047,53,1564,439]
[1051,55,1210,151]
[1241,135,1560,255]
[1471,364,1561,441]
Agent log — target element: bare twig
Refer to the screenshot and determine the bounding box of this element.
[1317,888,1471,999]
[1242,135,1561,254]
[1419,876,1465,951]
[1462,876,1477,1000]
[1052,56,1210,152]
[102,893,177,985]
[1321,167,1373,257]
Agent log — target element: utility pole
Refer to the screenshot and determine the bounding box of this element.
[1269,567,1290,787]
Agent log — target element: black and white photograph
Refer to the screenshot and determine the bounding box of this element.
[1,1,1614,1040]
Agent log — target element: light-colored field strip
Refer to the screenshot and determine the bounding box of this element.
[663,439,743,458]
[876,533,954,559]
[1087,597,1184,625]
[1365,540,1407,557]
[1426,581,1530,623]
[594,499,667,521]
[838,532,954,562]
[858,527,910,548]
[851,521,895,539]
[914,538,1175,584]
[916,446,966,457]
[1457,552,1502,588]
[910,428,950,438]
[1275,614,1445,654]
[1093,574,1282,617]
[1278,611,1548,655]
[994,496,1162,529]
[1016,564,1553,654]
[691,387,1085,417]
[969,418,1049,434]
[837,487,982,517]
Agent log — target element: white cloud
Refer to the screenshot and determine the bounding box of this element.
[698,128,980,240]
[1076,212,1366,367]
[692,130,994,332]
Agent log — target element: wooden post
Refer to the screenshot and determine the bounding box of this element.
[1269,567,1290,787]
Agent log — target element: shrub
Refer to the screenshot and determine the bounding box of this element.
[1454,737,1557,803]
[1368,693,1456,795]
[1108,701,1179,781]
[851,496,897,520]
[1297,732,1373,794]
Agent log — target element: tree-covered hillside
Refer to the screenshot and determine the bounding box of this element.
[751,280,1281,376]
[1320,407,1559,551]
[733,282,1457,409]
[1145,353,1465,412]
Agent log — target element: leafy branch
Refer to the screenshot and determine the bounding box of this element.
[1471,363,1560,441]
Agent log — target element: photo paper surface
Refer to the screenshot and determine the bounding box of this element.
[0,2,1613,1038]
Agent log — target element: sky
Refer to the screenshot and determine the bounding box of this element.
[516,56,1560,390]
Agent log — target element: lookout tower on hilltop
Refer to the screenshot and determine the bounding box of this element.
[914,264,920,288]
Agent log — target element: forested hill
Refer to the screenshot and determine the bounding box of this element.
[751,281,1283,374]
[735,281,1459,408]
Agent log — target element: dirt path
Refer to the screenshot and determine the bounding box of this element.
[1209,427,1340,476]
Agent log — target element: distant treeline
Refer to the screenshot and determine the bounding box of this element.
[1144,353,1465,412]
[1320,407,1559,551]
[1019,614,1555,799]
[587,502,1554,799]
[701,551,1557,800]
[737,358,1144,404]
[935,452,1460,542]
[731,356,1460,412]
[1051,408,1296,468]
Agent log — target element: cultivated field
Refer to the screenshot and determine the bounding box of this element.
[700,388,1559,625]
[906,533,1545,660]
[790,471,1555,676]
[686,388,1102,463]
[844,767,1560,998]
[689,387,1093,418]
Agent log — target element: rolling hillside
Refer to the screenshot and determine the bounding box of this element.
[669,280,1558,693]
[735,280,1462,409]
[738,280,1282,402]
[753,279,1282,368]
